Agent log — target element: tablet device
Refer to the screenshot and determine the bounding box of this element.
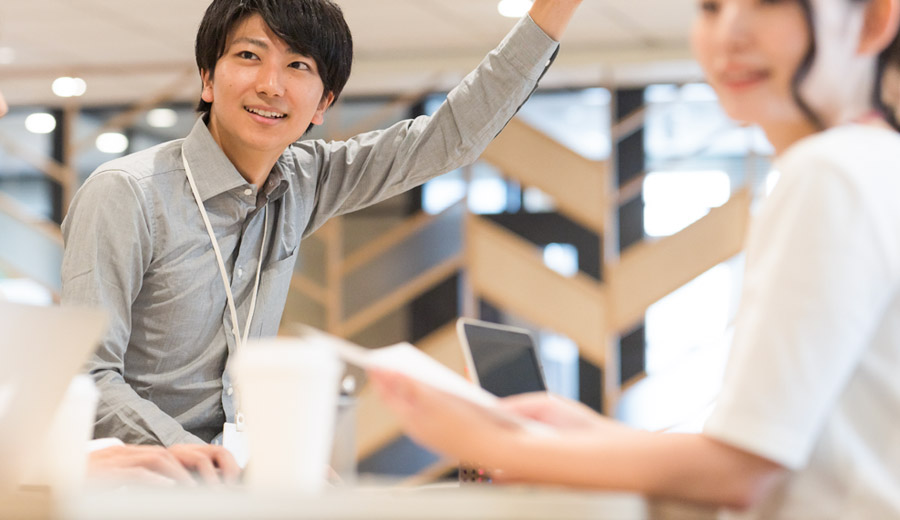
[456,318,547,397]
[456,318,547,484]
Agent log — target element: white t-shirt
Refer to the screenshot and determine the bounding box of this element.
[704,125,900,519]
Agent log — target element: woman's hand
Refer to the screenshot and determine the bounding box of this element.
[369,369,528,468]
[500,393,632,434]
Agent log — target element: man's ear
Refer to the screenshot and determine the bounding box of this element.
[859,0,900,55]
[201,69,215,104]
[310,92,336,126]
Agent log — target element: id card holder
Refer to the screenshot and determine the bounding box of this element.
[223,422,250,469]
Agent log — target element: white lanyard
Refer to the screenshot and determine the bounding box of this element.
[181,151,268,352]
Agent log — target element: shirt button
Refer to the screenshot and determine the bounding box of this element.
[244,188,253,196]
[236,413,245,426]
[226,387,234,396]
[237,267,244,279]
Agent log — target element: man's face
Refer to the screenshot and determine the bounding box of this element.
[0,90,7,119]
[201,14,334,160]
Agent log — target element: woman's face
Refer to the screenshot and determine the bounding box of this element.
[691,0,868,130]
[691,0,812,127]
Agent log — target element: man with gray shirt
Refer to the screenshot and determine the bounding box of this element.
[61,0,581,454]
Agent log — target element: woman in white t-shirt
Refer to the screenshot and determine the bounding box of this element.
[370,0,900,516]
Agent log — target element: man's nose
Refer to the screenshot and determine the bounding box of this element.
[256,63,285,98]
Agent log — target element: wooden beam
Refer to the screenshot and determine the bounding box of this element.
[480,118,608,234]
[289,274,328,305]
[614,171,648,208]
[0,192,63,245]
[398,459,458,487]
[0,131,69,186]
[356,323,463,460]
[466,216,607,367]
[61,101,80,217]
[73,68,196,155]
[337,255,463,339]
[607,189,752,333]
[0,62,196,80]
[324,219,344,334]
[610,105,647,143]
[339,201,462,277]
[0,258,61,304]
[327,75,440,142]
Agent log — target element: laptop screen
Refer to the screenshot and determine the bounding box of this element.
[461,321,545,398]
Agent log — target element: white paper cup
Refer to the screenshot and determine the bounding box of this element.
[25,375,99,494]
[233,338,342,494]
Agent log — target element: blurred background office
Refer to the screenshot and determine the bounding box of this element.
[0,0,777,479]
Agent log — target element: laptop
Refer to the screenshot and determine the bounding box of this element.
[0,302,107,493]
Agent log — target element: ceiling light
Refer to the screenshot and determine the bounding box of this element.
[52,76,87,98]
[146,108,178,128]
[96,132,129,154]
[24,113,57,134]
[498,0,533,18]
[0,47,15,65]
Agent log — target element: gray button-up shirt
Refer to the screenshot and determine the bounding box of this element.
[61,16,558,446]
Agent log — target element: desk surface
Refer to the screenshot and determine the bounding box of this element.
[3,484,717,520]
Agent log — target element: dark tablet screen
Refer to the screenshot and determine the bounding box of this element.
[462,322,545,397]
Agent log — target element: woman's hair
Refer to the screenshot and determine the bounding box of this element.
[794,0,900,130]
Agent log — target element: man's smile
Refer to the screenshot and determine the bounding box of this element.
[244,106,287,119]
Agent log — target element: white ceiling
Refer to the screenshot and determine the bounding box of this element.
[0,0,703,108]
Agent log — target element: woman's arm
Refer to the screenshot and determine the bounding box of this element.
[501,424,784,509]
[371,371,784,510]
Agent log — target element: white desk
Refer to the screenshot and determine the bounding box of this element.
[4,484,717,520]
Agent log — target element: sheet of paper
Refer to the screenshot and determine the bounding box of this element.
[291,325,551,435]
[337,341,498,409]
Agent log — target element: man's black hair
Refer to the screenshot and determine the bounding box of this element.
[194,0,353,113]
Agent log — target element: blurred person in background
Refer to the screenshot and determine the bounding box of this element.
[372,0,900,517]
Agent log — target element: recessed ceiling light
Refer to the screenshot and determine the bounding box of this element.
[146,108,178,128]
[96,132,129,154]
[25,113,57,134]
[52,76,87,98]
[0,47,15,65]
[498,0,533,18]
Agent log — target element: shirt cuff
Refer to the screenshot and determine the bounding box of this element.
[497,14,560,81]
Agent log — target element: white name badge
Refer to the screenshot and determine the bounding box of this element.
[223,422,250,469]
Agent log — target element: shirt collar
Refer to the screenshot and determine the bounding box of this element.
[264,160,291,201]
[182,117,249,202]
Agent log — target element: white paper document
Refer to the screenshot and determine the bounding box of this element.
[293,325,551,435]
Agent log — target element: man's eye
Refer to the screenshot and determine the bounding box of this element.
[699,0,720,13]
[289,61,310,71]
[238,51,258,60]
